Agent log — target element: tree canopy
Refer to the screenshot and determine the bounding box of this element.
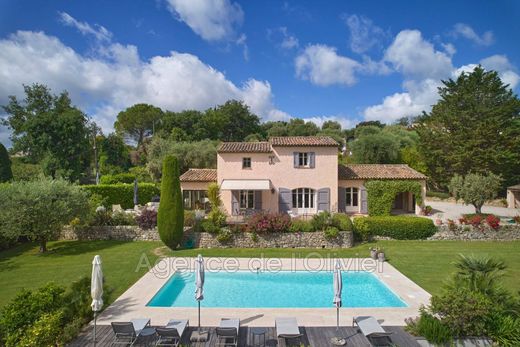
[417,66,520,189]
[2,84,91,181]
[0,143,13,182]
[115,103,164,148]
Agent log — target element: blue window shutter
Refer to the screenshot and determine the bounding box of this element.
[279,188,291,213]
[338,187,346,212]
[254,191,262,210]
[309,152,315,168]
[360,186,368,214]
[293,152,298,168]
[317,188,330,212]
[231,191,239,215]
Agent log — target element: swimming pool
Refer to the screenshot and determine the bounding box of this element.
[147,271,407,308]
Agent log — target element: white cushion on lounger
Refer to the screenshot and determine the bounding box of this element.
[166,319,189,336]
[276,317,300,336]
[131,318,150,336]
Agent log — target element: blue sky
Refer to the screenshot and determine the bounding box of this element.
[1,0,519,146]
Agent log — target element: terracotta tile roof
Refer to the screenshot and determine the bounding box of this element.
[270,136,339,147]
[508,184,520,190]
[338,164,427,180]
[217,141,272,153]
[180,168,217,182]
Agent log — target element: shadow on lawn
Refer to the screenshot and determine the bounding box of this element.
[44,240,134,256]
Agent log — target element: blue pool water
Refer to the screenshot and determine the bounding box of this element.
[147,271,407,308]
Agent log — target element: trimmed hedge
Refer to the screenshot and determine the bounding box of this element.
[365,180,423,216]
[426,191,450,199]
[353,216,436,240]
[99,173,136,184]
[82,183,160,209]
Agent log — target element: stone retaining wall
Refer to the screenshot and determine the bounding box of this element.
[428,224,520,241]
[60,226,354,248]
[186,230,353,248]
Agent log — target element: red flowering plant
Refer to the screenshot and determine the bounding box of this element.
[469,215,483,228]
[485,214,500,230]
[458,216,469,225]
[247,212,291,233]
[447,219,457,231]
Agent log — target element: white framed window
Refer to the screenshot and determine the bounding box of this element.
[346,187,359,207]
[292,188,315,209]
[242,157,251,169]
[298,152,309,167]
[239,190,254,209]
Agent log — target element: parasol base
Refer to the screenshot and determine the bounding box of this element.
[190,331,209,342]
[331,337,347,345]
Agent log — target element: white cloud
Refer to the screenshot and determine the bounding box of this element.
[58,12,112,42]
[455,55,519,89]
[236,33,249,61]
[451,23,494,46]
[343,14,387,54]
[165,0,243,41]
[365,29,519,123]
[384,30,453,79]
[267,27,299,50]
[295,44,361,86]
[0,30,287,135]
[301,115,355,130]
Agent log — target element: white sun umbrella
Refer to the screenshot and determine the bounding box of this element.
[91,255,103,345]
[331,259,346,345]
[195,254,205,333]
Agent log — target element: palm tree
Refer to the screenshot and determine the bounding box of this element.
[453,254,506,296]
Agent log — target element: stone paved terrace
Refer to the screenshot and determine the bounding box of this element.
[69,324,421,346]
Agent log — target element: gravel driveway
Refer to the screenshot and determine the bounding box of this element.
[425,200,519,221]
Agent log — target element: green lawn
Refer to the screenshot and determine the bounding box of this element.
[0,240,519,308]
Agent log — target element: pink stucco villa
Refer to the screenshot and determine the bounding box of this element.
[180,136,427,217]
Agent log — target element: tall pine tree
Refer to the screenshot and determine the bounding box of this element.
[417,66,520,190]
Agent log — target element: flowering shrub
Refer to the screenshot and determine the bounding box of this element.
[247,212,291,233]
[513,215,520,224]
[136,209,157,229]
[458,216,469,225]
[469,215,483,228]
[447,219,457,231]
[423,205,433,216]
[485,214,500,230]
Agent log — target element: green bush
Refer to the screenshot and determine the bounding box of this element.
[0,143,13,182]
[82,183,160,209]
[311,211,333,231]
[365,180,423,216]
[488,315,520,347]
[100,172,136,184]
[9,157,43,181]
[289,219,314,232]
[353,216,436,240]
[17,310,63,347]
[324,226,339,239]
[216,228,233,243]
[157,156,184,249]
[426,191,450,199]
[406,311,453,345]
[202,219,221,234]
[184,210,196,227]
[331,213,353,231]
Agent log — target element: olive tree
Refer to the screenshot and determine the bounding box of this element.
[0,179,89,252]
[449,172,502,214]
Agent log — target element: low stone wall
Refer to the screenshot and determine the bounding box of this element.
[60,225,162,241]
[60,226,354,248]
[186,230,354,248]
[428,224,520,241]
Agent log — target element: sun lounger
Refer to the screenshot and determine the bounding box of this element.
[276,317,302,346]
[156,319,189,347]
[216,318,240,346]
[353,316,393,346]
[110,318,151,346]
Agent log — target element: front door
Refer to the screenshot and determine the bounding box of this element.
[292,188,316,214]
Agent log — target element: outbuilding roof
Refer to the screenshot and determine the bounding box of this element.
[179,168,217,182]
[217,142,272,153]
[269,136,339,147]
[338,164,427,180]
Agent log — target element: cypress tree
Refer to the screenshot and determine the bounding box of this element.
[0,143,13,183]
[157,155,184,249]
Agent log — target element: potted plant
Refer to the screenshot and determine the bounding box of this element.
[377,248,385,262]
[369,247,378,260]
